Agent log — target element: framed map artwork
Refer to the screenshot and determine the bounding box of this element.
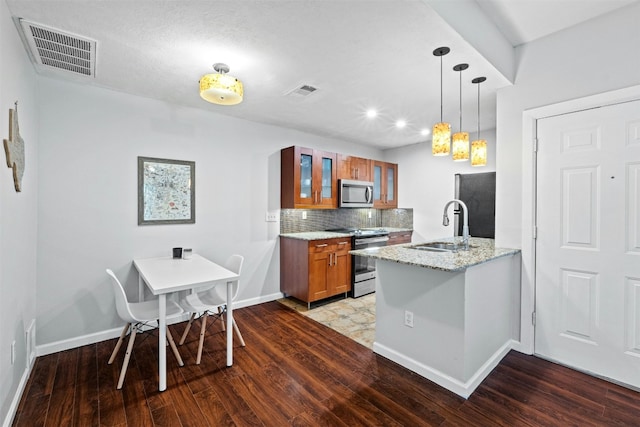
[138,156,195,225]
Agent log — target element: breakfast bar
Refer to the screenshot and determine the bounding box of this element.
[351,237,521,398]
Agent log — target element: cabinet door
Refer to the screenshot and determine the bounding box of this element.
[337,155,371,181]
[331,242,352,294]
[281,146,337,209]
[385,163,398,208]
[314,150,337,208]
[308,250,330,301]
[373,161,398,208]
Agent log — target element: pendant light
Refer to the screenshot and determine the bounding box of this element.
[432,47,451,156]
[471,77,487,167]
[451,63,469,162]
[199,63,244,105]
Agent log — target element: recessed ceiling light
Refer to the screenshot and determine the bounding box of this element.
[395,119,407,129]
[421,128,430,136]
[366,109,377,119]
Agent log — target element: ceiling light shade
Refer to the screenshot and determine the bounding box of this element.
[452,63,469,161]
[471,76,487,167]
[452,131,470,161]
[199,63,243,105]
[432,122,451,155]
[432,47,451,156]
[471,139,487,166]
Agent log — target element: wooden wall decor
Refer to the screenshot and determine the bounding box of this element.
[3,101,25,192]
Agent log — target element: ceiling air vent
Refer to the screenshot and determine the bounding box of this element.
[18,19,97,77]
[287,84,318,97]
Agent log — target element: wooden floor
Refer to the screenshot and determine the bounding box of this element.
[12,301,640,426]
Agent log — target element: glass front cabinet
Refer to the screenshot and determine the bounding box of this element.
[281,146,337,209]
[373,160,398,209]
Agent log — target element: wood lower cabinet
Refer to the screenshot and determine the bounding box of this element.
[387,230,412,245]
[281,237,352,305]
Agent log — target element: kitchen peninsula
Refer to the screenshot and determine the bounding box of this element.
[351,237,520,398]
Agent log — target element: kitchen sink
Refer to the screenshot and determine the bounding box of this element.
[410,242,475,253]
[410,242,459,252]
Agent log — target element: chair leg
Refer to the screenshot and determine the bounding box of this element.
[232,319,246,347]
[196,312,208,365]
[166,328,184,366]
[218,306,226,331]
[117,325,137,389]
[108,323,131,364]
[179,313,196,345]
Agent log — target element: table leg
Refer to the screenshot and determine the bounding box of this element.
[138,276,144,302]
[227,280,233,366]
[158,294,167,391]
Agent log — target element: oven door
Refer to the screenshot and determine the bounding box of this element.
[353,236,388,283]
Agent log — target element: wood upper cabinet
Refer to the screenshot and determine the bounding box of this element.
[387,230,412,245]
[281,146,337,209]
[281,237,352,304]
[337,154,372,182]
[373,161,398,209]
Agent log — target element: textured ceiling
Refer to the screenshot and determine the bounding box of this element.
[5,0,636,149]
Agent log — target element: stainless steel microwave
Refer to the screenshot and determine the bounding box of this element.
[339,179,374,208]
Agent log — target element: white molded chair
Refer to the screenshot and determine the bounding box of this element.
[178,254,245,364]
[106,269,184,389]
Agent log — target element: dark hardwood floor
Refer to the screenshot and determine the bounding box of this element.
[12,301,640,426]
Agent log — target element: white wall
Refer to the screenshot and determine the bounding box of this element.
[495,2,640,352]
[0,1,39,424]
[383,129,496,241]
[35,76,383,349]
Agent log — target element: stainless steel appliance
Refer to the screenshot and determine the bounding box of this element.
[328,228,389,297]
[339,179,374,208]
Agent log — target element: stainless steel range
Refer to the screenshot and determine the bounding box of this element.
[327,228,389,297]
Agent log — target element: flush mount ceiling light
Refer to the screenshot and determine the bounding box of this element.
[471,76,488,167]
[199,63,243,105]
[432,47,451,156]
[451,63,469,162]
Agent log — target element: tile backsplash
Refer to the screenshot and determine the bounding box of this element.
[280,208,413,233]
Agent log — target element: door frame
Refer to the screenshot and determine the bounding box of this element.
[518,84,640,355]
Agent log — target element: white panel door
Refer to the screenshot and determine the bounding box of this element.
[536,99,640,387]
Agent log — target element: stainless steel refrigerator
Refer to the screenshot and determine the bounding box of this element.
[454,172,496,238]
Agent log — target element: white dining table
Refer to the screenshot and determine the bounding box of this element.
[133,253,239,391]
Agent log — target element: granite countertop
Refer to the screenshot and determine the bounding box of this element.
[349,237,520,272]
[280,227,413,241]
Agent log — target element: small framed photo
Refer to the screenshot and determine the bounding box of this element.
[138,156,195,225]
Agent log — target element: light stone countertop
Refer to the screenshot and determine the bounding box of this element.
[279,227,413,241]
[349,237,520,272]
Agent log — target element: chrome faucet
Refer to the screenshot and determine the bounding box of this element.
[442,199,470,250]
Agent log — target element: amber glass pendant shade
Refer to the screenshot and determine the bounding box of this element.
[432,122,451,156]
[452,132,469,161]
[471,139,487,166]
[199,63,243,105]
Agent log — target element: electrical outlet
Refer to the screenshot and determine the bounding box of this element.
[11,341,15,365]
[404,310,414,328]
[368,210,372,219]
[302,211,307,220]
[265,211,278,222]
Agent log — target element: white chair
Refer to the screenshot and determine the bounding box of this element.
[106,269,184,389]
[178,254,245,364]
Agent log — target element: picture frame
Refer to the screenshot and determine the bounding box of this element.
[138,156,195,225]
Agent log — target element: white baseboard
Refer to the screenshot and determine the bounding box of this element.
[372,339,514,399]
[36,292,284,357]
[3,354,36,427]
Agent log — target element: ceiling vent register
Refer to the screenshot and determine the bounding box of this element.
[288,84,318,97]
[18,19,97,77]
